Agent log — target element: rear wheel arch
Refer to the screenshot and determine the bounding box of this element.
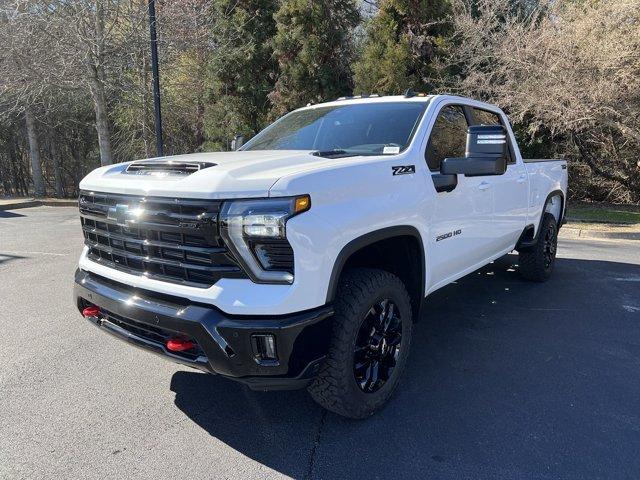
[326,226,426,321]
[517,190,565,250]
[545,191,564,225]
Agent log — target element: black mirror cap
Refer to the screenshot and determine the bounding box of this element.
[466,125,507,159]
[440,156,507,176]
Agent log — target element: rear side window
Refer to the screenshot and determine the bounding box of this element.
[471,108,501,126]
[425,105,468,171]
[470,107,514,164]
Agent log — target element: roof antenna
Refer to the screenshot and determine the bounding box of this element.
[404,89,417,98]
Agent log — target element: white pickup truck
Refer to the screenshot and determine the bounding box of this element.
[75,94,567,418]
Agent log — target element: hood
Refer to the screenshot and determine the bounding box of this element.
[79,150,343,199]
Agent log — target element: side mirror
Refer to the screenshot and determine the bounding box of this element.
[441,125,507,176]
[231,134,245,151]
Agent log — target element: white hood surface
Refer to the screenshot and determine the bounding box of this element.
[79,150,349,199]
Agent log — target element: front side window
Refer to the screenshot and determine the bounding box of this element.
[425,105,468,171]
[242,102,428,156]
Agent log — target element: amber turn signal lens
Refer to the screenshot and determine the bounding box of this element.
[294,195,311,214]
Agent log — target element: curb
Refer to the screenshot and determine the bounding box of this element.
[565,216,638,226]
[0,200,41,211]
[40,200,78,207]
[0,199,77,210]
[560,227,640,241]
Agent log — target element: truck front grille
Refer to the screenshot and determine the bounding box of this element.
[79,190,245,287]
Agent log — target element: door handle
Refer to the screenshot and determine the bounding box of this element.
[517,174,527,183]
[478,181,491,191]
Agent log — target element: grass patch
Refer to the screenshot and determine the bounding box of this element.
[567,205,640,224]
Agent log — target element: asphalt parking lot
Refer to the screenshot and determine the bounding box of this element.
[1,206,640,479]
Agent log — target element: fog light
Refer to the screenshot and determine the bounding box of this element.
[251,334,277,362]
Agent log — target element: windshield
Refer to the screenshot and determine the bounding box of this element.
[242,101,428,155]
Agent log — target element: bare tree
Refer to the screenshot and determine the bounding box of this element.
[37,0,120,166]
[12,0,150,167]
[439,0,640,203]
[23,108,45,196]
[83,0,114,165]
[0,1,54,196]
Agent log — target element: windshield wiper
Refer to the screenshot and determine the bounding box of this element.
[312,149,373,159]
[312,149,351,158]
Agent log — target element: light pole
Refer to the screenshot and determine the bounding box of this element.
[148,0,164,157]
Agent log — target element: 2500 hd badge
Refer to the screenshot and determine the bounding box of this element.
[436,229,462,242]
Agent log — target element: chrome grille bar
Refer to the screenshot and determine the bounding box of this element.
[79,191,245,287]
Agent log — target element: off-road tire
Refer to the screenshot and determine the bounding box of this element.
[518,212,558,282]
[308,268,413,419]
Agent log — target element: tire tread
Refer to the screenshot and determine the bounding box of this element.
[308,268,412,419]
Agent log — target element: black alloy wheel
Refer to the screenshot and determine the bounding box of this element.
[353,299,403,393]
[518,212,559,282]
[308,268,413,418]
[543,222,558,269]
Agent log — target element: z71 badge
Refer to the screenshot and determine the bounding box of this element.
[392,165,415,176]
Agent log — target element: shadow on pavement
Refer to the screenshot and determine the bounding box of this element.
[0,210,25,218]
[170,372,320,479]
[171,253,640,479]
[0,252,27,265]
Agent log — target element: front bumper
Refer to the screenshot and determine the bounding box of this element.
[74,269,333,390]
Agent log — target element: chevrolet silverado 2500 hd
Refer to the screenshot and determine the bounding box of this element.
[74,94,567,418]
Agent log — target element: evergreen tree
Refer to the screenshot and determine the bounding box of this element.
[205,1,279,149]
[353,0,451,95]
[269,0,360,118]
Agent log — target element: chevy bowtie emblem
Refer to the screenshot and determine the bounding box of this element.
[107,204,130,226]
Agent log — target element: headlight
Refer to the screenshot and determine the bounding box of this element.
[220,195,310,284]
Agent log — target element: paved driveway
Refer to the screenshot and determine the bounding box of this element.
[1,207,639,479]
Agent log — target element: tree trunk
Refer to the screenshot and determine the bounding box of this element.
[25,108,45,197]
[88,0,113,166]
[0,158,10,195]
[70,146,83,197]
[9,138,23,196]
[88,74,114,166]
[195,97,205,149]
[141,50,153,158]
[49,132,64,197]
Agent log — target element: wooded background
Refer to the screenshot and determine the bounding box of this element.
[0,0,638,203]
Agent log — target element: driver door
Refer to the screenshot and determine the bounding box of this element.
[425,104,496,291]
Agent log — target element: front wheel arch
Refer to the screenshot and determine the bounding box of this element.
[325,226,426,321]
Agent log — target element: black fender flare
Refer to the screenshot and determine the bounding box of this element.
[516,189,565,250]
[325,225,426,307]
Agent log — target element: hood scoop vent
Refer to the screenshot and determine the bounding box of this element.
[125,160,217,176]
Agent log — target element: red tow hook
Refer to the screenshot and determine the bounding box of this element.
[82,306,101,318]
[166,338,195,352]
